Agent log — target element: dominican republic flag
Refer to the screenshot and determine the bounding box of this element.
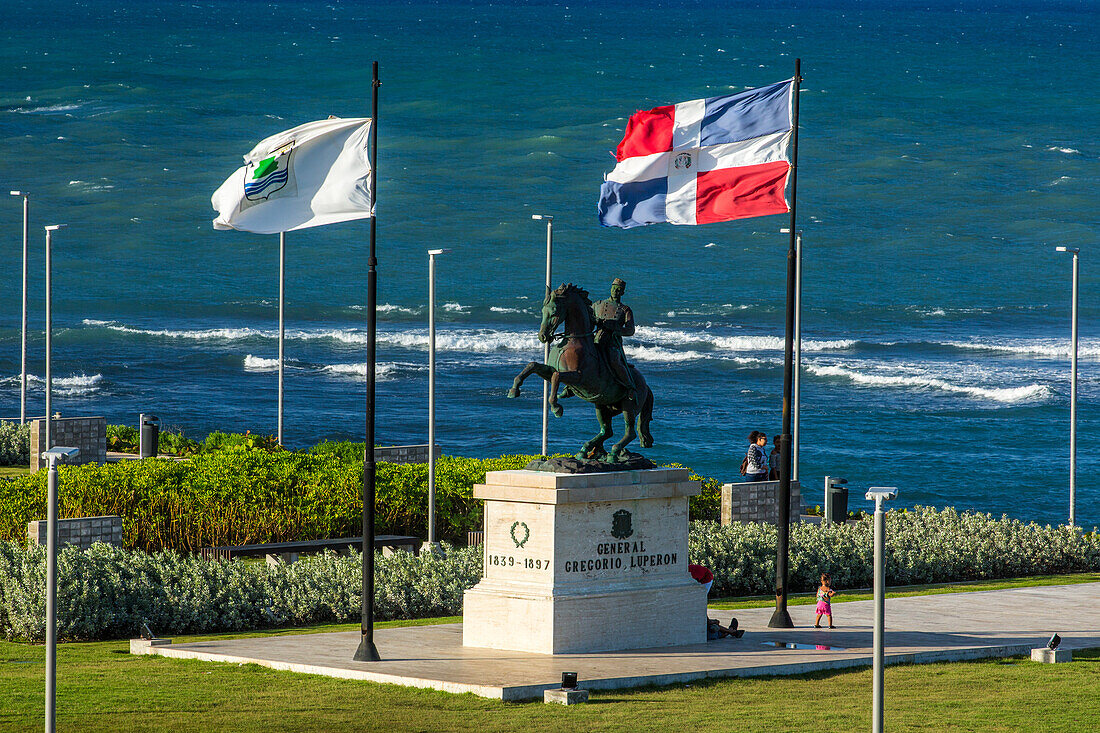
[598,79,794,229]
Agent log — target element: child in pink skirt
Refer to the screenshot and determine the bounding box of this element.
[814,573,836,628]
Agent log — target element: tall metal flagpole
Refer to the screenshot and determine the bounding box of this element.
[793,231,802,481]
[355,61,382,663]
[769,58,801,629]
[278,231,285,445]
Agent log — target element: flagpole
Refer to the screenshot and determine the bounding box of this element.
[769,57,801,629]
[355,60,382,663]
[278,231,285,446]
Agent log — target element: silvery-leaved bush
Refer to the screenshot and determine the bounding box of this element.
[1,507,1097,641]
[0,421,31,466]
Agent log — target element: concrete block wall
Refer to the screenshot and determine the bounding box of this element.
[720,480,801,525]
[28,515,124,549]
[29,416,107,472]
[374,444,443,464]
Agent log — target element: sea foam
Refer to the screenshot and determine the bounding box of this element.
[805,363,1050,403]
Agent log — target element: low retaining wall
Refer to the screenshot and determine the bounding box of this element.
[29,416,107,472]
[375,444,442,464]
[28,515,124,549]
[721,480,801,524]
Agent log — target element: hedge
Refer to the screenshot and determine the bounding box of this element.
[0,449,532,551]
[691,506,1100,597]
[0,541,479,642]
[2,507,1096,642]
[0,447,721,552]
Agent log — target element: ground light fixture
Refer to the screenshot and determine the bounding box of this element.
[42,445,80,733]
[560,672,578,690]
[865,486,899,733]
[1047,633,1061,651]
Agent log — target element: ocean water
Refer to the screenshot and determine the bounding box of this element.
[0,0,1097,526]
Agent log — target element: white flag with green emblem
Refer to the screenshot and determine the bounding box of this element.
[212,117,373,234]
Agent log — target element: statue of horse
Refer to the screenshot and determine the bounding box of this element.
[507,283,654,462]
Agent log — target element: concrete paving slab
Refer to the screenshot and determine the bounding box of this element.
[137,582,1100,701]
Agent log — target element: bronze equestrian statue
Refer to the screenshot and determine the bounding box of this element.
[508,279,654,462]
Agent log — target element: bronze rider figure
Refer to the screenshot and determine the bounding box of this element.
[593,277,637,400]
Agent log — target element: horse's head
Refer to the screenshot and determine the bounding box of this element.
[538,287,562,344]
[538,283,592,343]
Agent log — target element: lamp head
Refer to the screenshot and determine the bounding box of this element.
[10,190,26,196]
[44,224,66,232]
[560,671,578,690]
[532,214,553,221]
[427,248,451,257]
[865,486,898,501]
[1055,246,1079,254]
[1047,633,1061,650]
[41,446,80,462]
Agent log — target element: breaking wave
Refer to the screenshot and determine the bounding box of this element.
[804,363,1051,403]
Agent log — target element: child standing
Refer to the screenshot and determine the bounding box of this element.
[815,573,836,628]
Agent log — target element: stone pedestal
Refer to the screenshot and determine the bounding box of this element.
[544,688,589,705]
[1031,647,1071,663]
[463,468,707,654]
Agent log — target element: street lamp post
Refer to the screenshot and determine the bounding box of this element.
[11,192,29,424]
[1055,246,1079,527]
[426,248,451,547]
[866,486,898,733]
[43,445,79,733]
[44,225,66,451]
[532,215,553,456]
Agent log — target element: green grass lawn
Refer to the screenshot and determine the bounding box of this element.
[0,465,30,478]
[2,575,1098,731]
[1,631,1096,732]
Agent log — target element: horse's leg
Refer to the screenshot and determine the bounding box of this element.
[549,370,582,417]
[610,401,639,461]
[638,386,655,448]
[507,362,555,398]
[631,370,655,448]
[578,404,614,460]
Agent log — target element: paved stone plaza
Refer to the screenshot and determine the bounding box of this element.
[135,583,1100,701]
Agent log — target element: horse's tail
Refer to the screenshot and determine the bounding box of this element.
[638,382,655,448]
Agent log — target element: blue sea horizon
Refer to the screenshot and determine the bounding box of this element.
[0,0,1096,527]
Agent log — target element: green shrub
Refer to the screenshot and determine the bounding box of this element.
[158,426,200,456]
[0,421,30,466]
[0,451,531,551]
[690,507,1100,597]
[2,507,1097,642]
[0,541,480,642]
[107,424,200,456]
[309,440,366,463]
[106,424,138,453]
[202,430,281,453]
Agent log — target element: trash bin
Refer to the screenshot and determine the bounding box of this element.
[139,414,159,458]
[825,484,849,524]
